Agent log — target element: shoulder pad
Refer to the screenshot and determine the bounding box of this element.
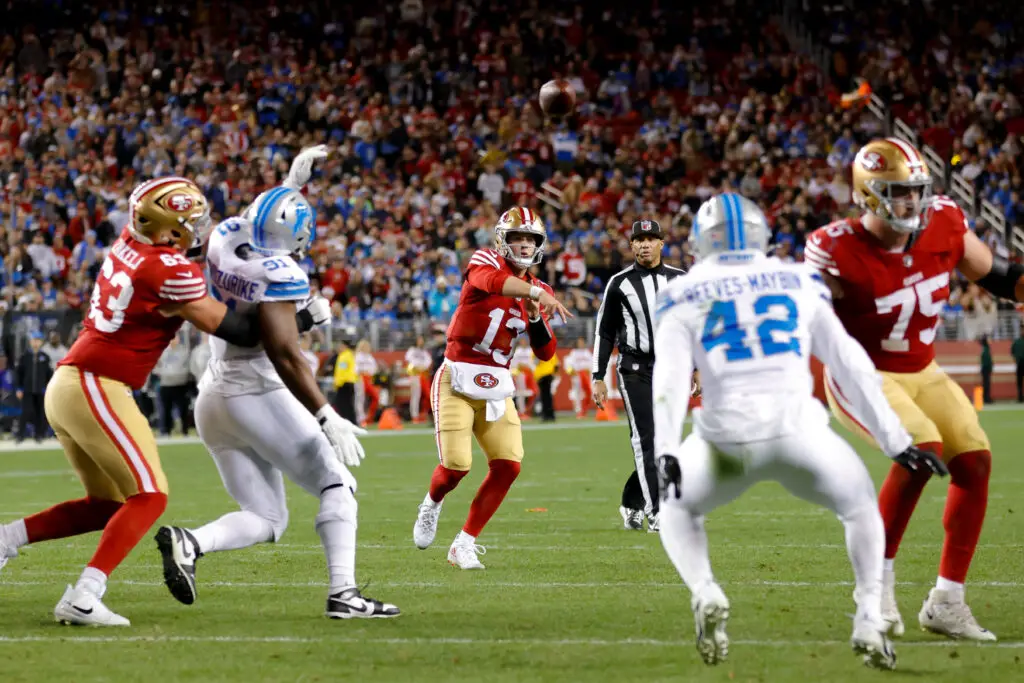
[258,256,310,302]
[804,222,850,276]
[467,249,504,271]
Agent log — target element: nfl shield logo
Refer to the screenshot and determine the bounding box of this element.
[641,221,652,231]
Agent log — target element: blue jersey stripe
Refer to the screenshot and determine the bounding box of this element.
[731,193,746,250]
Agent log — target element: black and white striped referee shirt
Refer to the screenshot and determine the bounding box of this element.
[591,262,686,380]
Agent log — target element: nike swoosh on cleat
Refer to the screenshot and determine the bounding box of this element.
[72,605,94,615]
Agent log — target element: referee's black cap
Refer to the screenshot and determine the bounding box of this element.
[630,219,664,240]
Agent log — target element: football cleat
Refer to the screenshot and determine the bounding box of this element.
[326,587,400,619]
[54,585,130,627]
[0,537,16,574]
[918,588,996,641]
[647,513,660,533]
[447,541,486,570]
[155,526,203,606]
[619,506,643,531]
[413,500,442,549]
[851,617,897,670]
[692,583,730,665]
[881,568,905,636]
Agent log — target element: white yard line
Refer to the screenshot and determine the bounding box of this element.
[2,578,1021,589]
[0,634,1019,648]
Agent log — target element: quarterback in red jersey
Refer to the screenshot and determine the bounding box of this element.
[806,137,1024,641]
[0,177,276,626]
[412,206,571,568]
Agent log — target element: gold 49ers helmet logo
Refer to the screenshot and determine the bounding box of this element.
[474,372,499,389]
[166,193,195,212]
[860,151,888,172]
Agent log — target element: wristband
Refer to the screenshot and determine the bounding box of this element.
[528,285,542,301]
[315,404,335,424]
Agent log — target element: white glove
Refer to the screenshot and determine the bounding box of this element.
[316,405,368,467]
[299,295,332,326]
[283,144,329,190]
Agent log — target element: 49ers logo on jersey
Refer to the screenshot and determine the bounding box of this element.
[859,151,888,172]
[165,193,195,212]
[473,372,499,389]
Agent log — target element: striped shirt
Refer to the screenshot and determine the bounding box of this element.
[591,262,686,380]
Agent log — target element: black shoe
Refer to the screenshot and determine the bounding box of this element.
[155,526,202,605]
[326,587,400,619]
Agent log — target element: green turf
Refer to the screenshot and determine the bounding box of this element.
[1,413,1022,683]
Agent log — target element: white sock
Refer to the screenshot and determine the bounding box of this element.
[883,558,895,573]
[318,488,357,594]
[454,530,476,546]
[76,566,108,597]
[841,506,886,624]
[936,577,965,601]
[1,520,28,549]
[659,504,714,594]
[190,511,275,554]
[423,492,441,508]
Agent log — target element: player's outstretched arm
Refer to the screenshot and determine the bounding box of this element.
[959,229,1024,301]
[809,301,913,458]
[162,297,327,347]
[651,308,694,459]
[259,301,331,415]
[259,300,366,467]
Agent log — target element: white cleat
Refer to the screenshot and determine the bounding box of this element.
[851,617,897,670]
[413,501,442,550]
[691,583,730,666]
[882,568,905,637]
[619,506,643,530]
[0,538,16,574]
[447,541,486,570]
[646,513,660,534]
[54,585,130,627]
[918,588,997,641]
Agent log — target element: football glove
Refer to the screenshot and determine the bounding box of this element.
[892,445,949,476]
[283,144,328,191]
[316,405,368,468]
[299,295,332,326]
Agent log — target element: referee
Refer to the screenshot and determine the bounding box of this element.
[592,219,685,532]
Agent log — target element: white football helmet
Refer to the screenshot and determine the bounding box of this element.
[244,186,316,257]
[690,193,770,261]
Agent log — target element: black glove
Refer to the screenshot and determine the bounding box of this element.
[893,445,949,476]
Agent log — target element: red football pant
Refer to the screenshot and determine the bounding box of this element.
[879,443,990,583]
[464,460,521,537]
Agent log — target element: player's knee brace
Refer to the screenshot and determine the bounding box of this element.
[316,484,357,531]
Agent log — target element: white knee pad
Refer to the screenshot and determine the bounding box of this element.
[316,484,358,531]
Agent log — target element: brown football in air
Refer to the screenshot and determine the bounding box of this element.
[539,79,576,118]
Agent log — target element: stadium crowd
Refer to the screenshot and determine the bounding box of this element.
[1,0,1023,435]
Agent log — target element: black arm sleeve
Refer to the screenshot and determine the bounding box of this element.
[527,316,553,348]
[215,307,317,347]
[975,253,1024,301]
[592,283,622,381]
[213,309,262,347]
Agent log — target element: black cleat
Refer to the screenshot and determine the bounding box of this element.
[155,526,202,606]
[326,587,400,619]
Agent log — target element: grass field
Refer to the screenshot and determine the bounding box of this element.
[1,411,1022,683]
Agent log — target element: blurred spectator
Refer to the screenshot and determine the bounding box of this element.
[15,331,53,443]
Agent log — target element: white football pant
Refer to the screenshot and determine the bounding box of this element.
[192,388,359,590]
[659,421,885,624]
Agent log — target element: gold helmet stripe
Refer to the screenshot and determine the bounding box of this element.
[129,176,188,204]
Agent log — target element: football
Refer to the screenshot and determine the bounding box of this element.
[539,79,576,118]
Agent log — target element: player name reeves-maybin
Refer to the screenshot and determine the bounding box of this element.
[675,270,804,305]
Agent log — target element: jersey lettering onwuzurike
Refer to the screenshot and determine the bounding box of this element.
[445,248,554,369]
[804,196,968,373]
[200,216,311,396]
[60,227,207,389]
